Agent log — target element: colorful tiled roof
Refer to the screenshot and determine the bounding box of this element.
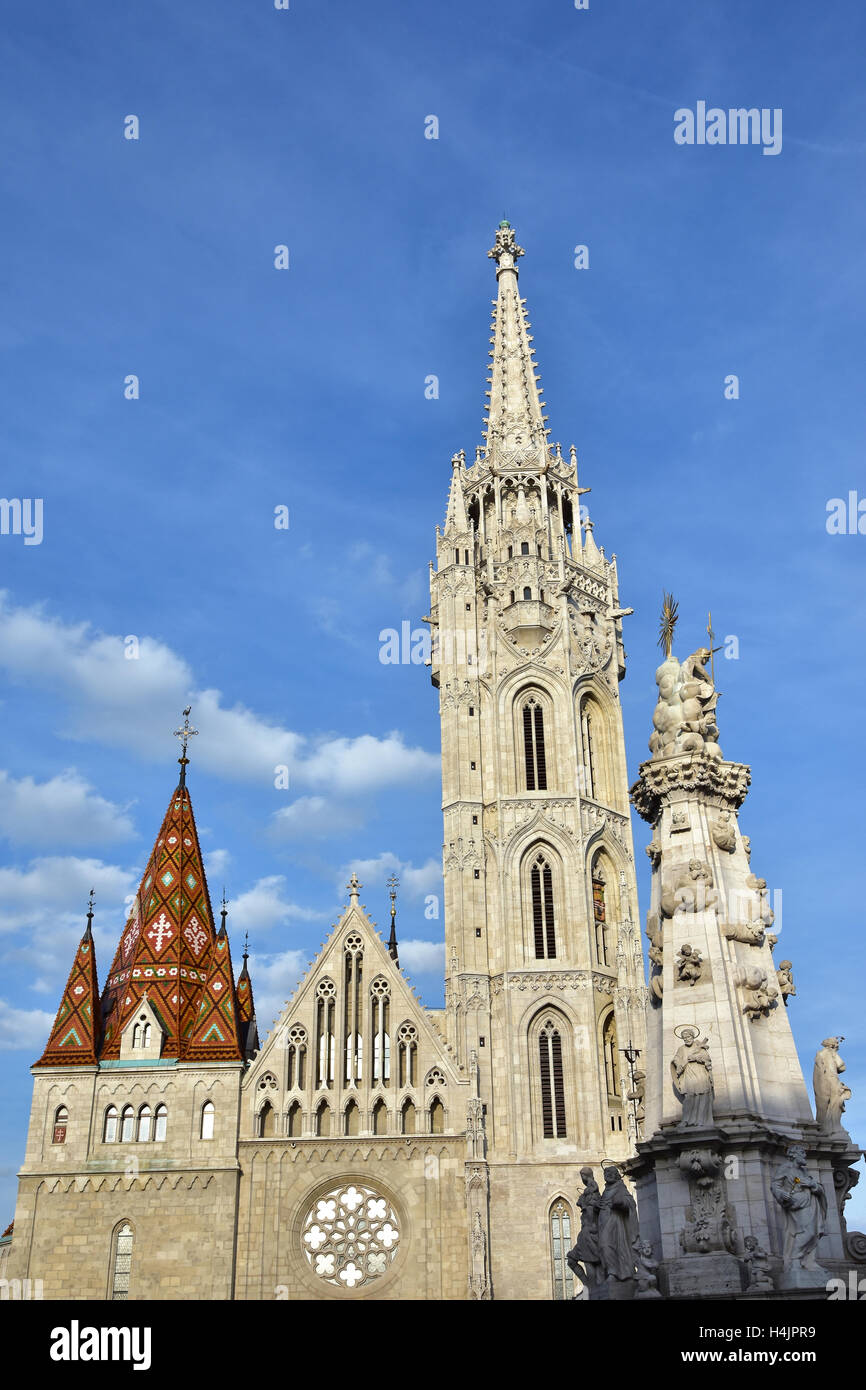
[99,782,238,1060]
[34,912,100,1068]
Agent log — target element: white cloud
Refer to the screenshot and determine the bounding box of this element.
[246,948,311,1035]
[0,593,437,792]
[398,939,446,976]
[0,856,135,936]
[303,734,438,794]
[228,875,328,935]
[0,769,135,849]
[271,796,365,840]
[204,848,232,881]
[0,999,56,1052]
[338,852,442,901]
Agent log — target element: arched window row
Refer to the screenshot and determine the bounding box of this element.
[273,1096,447,1139]
[103,1104,167,1144]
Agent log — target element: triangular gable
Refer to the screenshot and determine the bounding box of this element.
[35,925,100,1068]
[247,898,464,1097]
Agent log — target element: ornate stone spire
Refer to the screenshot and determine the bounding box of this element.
[235,929,259,1058]
[483,221,549,468]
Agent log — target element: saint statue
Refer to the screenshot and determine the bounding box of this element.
[566,1166,602,1287]
[813,1037,852,1134]
[671,1027,714,1127]
[597,1165,639,1283]
[770,1145,828,1275]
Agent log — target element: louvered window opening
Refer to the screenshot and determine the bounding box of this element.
[531,856,556,959]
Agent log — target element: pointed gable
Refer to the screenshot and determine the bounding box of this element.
[184,922,244,1062]
[35,919,100,1068]
[99,783,218,1061]
[245,879,465,1128]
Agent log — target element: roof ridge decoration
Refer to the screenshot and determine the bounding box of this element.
[483,221,550,470]
[35,892,101,1068]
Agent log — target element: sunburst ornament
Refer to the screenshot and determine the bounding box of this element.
[658,592,679,658]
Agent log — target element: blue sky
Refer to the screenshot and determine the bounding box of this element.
[1,0,865,1226]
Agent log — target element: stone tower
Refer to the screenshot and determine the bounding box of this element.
[428,223,647,1299]
[628,630,863,1296]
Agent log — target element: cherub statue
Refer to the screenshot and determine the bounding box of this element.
[743,1235,774,1292]
[633,1238,662,1298]
[676,943,703,987]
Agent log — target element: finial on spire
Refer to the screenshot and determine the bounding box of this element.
[659,592,679,659]
[85,887,95,939]
[347,871,361,906]
[386,873,399,964]
[487,221,525,278]
[173,706,199,788]
[220,889,228,933]
[243,930,249,966]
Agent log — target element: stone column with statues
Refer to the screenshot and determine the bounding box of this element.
[622,596,862,1299]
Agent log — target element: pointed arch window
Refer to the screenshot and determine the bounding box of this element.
[343,939,363,1085]
[110,1222,134,1300]
[154,1104,167,1142]
[602,1011,623,1132]
[372,1098,388,1135]
[592,867,609,967]
[343,1099,360,1136]
[287,1025,307,1091]
[429,1097,445,1135]
[315,1100,331,1137]
[286,1101,301,1137]
[397,1022,417,1088]
[581,706,597,800]
[371,978,391,1085]
[257,1101,275,1138]
[315,979,336,1088]
[550,1199,576,1300]
[401,1098,416,1135]
[52,1106,68,1145]
[522,695,547,791]
[538,1018,567,1138]
[530,852,556,960]
[136,1105,152,1143]
[103,1106,118,1143]
[200,1100,215,1140]
[120,1105,134,1144]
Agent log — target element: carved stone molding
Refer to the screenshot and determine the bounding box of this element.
[630,755,752,824]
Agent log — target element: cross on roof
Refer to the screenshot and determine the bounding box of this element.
[173,707,199,786]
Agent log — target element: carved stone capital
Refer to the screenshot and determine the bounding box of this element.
[630,755,751,824]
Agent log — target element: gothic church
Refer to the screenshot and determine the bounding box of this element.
[3,224,855,1301]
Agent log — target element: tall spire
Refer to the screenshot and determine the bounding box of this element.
[235,928,259,1058]
[35,893,101,1067]
[483,221,549,468]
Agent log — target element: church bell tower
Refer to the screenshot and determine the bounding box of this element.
[428,224,646,1297]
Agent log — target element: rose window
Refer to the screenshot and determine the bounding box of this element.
[301,1184,401,1290]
